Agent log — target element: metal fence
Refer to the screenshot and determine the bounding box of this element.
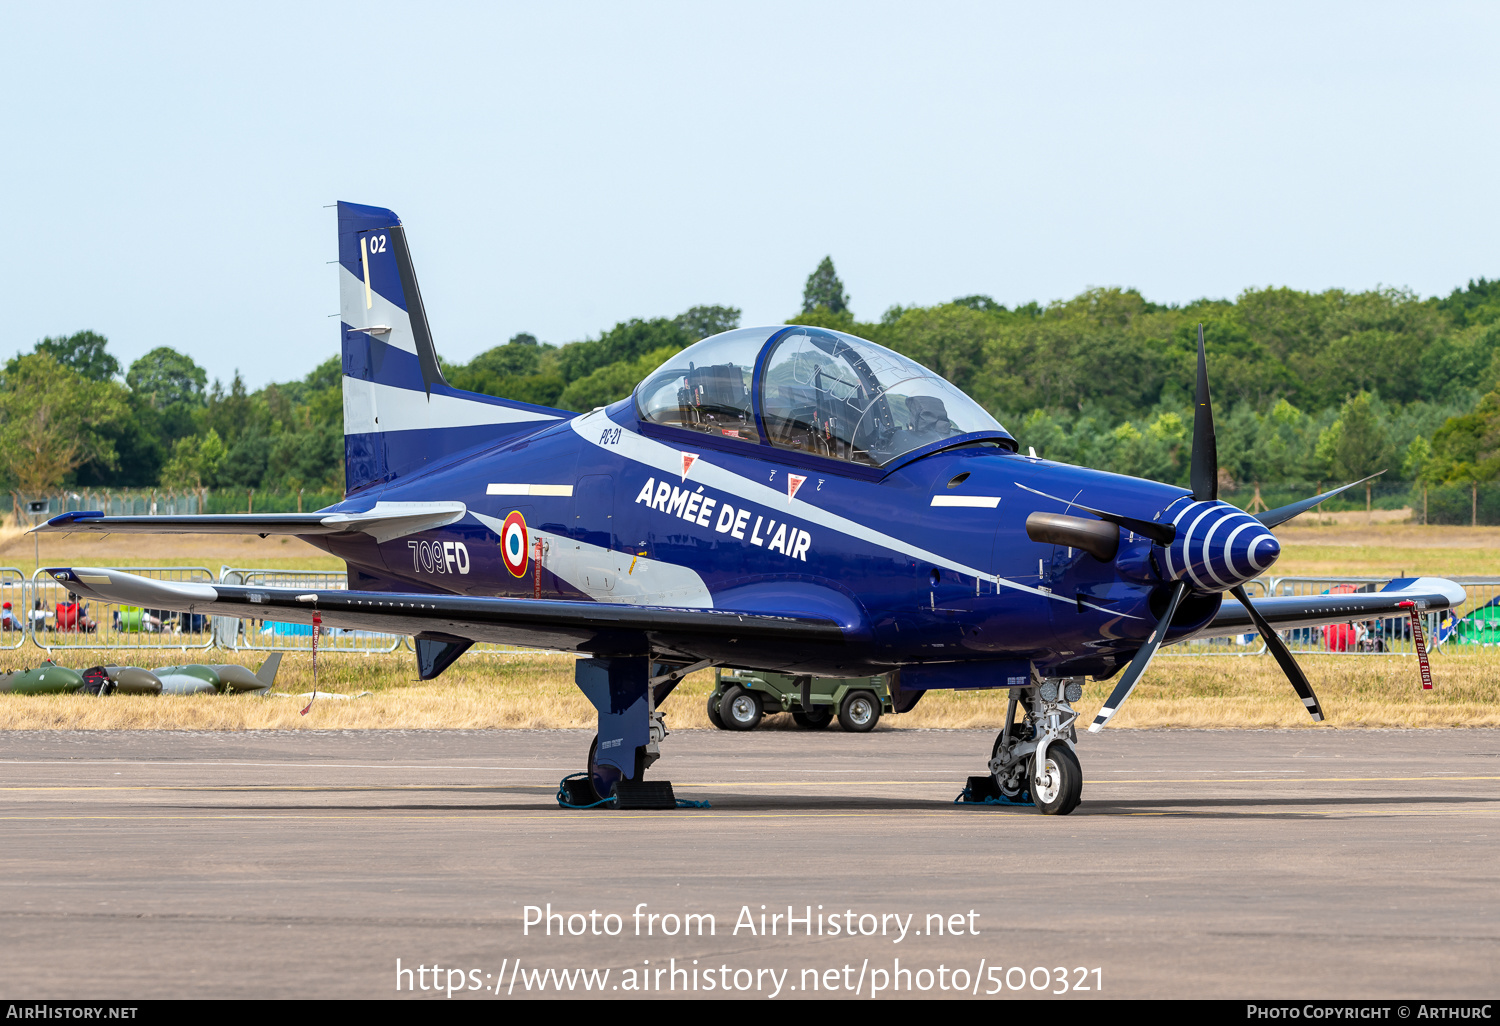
[29,567,217,653]
[1269,576,1500,656]
[0,568,27,651]
[216,568,403,653]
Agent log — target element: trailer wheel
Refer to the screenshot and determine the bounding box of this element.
[792,707,832,729]
[706,691,727,730]
[838,690,881,732]
[719,685,763,731]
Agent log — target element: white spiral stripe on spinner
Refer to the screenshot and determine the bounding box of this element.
[1220,521,1260,579]
[1197,514,1232,589]
[1162,501,1209,580]
[1177,505,1219,591]
[1244,531,1278,573]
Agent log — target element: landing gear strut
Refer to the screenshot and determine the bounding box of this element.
[984,677,1084,816]
[566,656,705,809]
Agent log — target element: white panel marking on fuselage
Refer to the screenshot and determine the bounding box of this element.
[487,484,575,497]
[568,410,1134,618]
[472,512,712,607]
[341,377,561,435]
[930,495,1001,508]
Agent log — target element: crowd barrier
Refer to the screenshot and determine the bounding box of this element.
[215,568,402,654]
[14,567,1500,659]
[29,567,216,654]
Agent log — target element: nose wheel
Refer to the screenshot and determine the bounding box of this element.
[1030,742,1082,815]
[972,678,1084,815]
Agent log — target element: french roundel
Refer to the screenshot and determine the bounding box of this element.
[500,511,529,577]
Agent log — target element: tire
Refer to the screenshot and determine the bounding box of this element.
[706,691,727,730]
[583,735,608,803]
[1030,742,1082,815]
[719,685,762,731]
[838,690,881,733]
[587,734,647,801]
[792,707,832,729]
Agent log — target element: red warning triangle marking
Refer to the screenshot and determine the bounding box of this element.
[681,452,699,481]
[787,473,806,503]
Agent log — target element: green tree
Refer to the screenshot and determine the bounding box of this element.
[878,303,995,396]
[159,429,226,490]
[126,347,208,408]
[1315,391,1393,510]
[1435,277,1500,328]
[673,305,741,341]
[205,372,257,446]
[952,295,1005,313]
[0,353,129,494]
[802,257,849,315]
[32,330,120,382]
[553,318,691,384]
[556,346,681,413]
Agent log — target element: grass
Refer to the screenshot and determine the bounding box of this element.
[1272,523,1500,578]
[0,647,1495,731]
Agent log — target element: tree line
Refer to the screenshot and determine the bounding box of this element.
[7,265,1500,519]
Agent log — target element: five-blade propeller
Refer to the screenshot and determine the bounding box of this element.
[1039,322,1348,731]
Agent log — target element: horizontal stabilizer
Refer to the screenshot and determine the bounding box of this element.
[1189,577,1466,640]
[44,567,847,659]
[35,501,466,544]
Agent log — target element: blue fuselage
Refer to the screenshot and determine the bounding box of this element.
[308,398,1218,684]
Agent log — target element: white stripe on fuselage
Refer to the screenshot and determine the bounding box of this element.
[341,377,561,435]
[472,513,712,607]
[569,409,1135,617]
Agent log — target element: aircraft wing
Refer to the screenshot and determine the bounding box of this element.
[33,502,466,545]
[1187,577,1467,640]
[43,567,847,659]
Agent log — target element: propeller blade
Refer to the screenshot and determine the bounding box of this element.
[1014,482,1175,546]
[1191,323,1218,503]
[1256,472,1386,530]
[1088,580,1188,732]
[1230,584,1324,721]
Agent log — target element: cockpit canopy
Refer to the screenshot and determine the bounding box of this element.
[635,325,1008,467]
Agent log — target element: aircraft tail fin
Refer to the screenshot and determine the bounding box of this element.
[335,202,568,494]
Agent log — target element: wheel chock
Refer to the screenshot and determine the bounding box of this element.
[614,779,678,810]
[955,775,1034,807]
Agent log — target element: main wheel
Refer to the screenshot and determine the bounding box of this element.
[706,691,727,730]
[838,690,881,733]
[719,685,763,731]
[583,735,610,803]
[1030,742,1082,816]
[792,707,832,729]
[588,734,647,801]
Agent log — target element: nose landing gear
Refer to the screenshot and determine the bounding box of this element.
[967,677,1083,816]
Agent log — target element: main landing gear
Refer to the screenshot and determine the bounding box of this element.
[965,678,1084,816]
[562,656,709,810]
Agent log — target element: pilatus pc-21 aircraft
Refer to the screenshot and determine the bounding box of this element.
[40,201,1465,815]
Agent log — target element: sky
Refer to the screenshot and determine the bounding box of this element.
[4,2,1499,389]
